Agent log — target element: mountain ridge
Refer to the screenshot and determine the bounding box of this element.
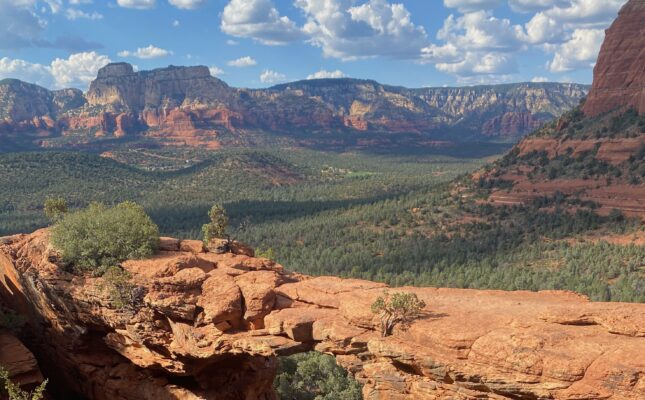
[0,66,588,151]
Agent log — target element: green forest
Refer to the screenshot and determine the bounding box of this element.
[0,146,643,302]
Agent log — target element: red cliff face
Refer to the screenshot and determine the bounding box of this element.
[582,0,645,117]
[1,230,644,399]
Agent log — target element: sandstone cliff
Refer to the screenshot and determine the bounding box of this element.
[473,0,645,218]
[1,230,643,399]
[0,67,587,151]
[582,0,645,117]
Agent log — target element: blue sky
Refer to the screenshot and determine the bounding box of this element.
[0,0,627,90]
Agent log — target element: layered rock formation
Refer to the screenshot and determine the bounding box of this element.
[0,67,587,150]
[1,230,644,399]
[474,0,645,218]
[582,0,645,117]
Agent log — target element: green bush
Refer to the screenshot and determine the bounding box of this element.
[274,352,362,400]
[43,197,67,222]
[371,291,426,337]
[50,201,159,272]
[0,367,47,400]
[202,204,228,244]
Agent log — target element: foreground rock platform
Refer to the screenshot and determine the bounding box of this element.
[1,230,644,399]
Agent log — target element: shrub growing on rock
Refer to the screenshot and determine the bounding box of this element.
[43,197,68,222]
[202,204,228,245]
[371,291,426,337]
[0,367,47,400]
[50,201,159,272]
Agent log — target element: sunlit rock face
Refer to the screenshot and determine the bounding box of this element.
[1,230,644,399]
[582,0,645,117]
[0,62,588,150]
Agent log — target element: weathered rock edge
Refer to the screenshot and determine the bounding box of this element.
[0,230,643,399]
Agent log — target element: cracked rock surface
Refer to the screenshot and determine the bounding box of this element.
[1,229,644,399]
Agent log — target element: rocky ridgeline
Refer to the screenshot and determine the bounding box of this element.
[0,65,588,149]
[1,230,643,399]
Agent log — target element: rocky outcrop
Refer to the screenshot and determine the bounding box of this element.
[0,66,587,150]
[1,230,644,399]
[0,331,44,388]
[582,0,645,117]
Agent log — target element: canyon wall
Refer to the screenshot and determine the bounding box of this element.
[582,0,645,117]
[1,230,643,399]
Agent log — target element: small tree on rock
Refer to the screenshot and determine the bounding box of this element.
[202,204,228,244]
[371,291,426,337]
[44,197,67,222]
[0,367,47,400]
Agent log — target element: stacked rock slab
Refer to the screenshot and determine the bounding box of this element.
[1,230,644,399]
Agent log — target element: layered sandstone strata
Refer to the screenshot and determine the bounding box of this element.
[1,230,643,399]
[582,0,645,117]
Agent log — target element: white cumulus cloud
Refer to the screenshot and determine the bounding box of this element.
[0,51,111,89]
[118,45,172,59]
[307,69,346,79]
[296,0,429,60]
[221,0,305,45]
[260,69,287,84]
[227,56,257,67]
[531,76,550,82]
[547,28,604,72]
[0,57,53,87]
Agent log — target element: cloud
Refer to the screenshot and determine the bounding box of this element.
[509,0,568,13]
[435,52,516,76]
[168,0,203,9]
[421,11,523,79]
[518,0,625,75]
[547,28,604,72]
[65,8,103,20]
[0,51,111,89]
[117,0,156,9]
[523,0,626,44]
[0,1,47,49]
[221,0,305,45]
[531,76,549,82]
[118,45,172,59]
[435,11,525,52]
[50,51,111,88]
[443,0,502,12]
[307,69,347,79]
[0,1,102,51]
[0,57,53,87]
[209,66,224,76]
[260,69,287,84]
[172,20,180,27]
[296,0,429,60]
[227,56,257,67]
